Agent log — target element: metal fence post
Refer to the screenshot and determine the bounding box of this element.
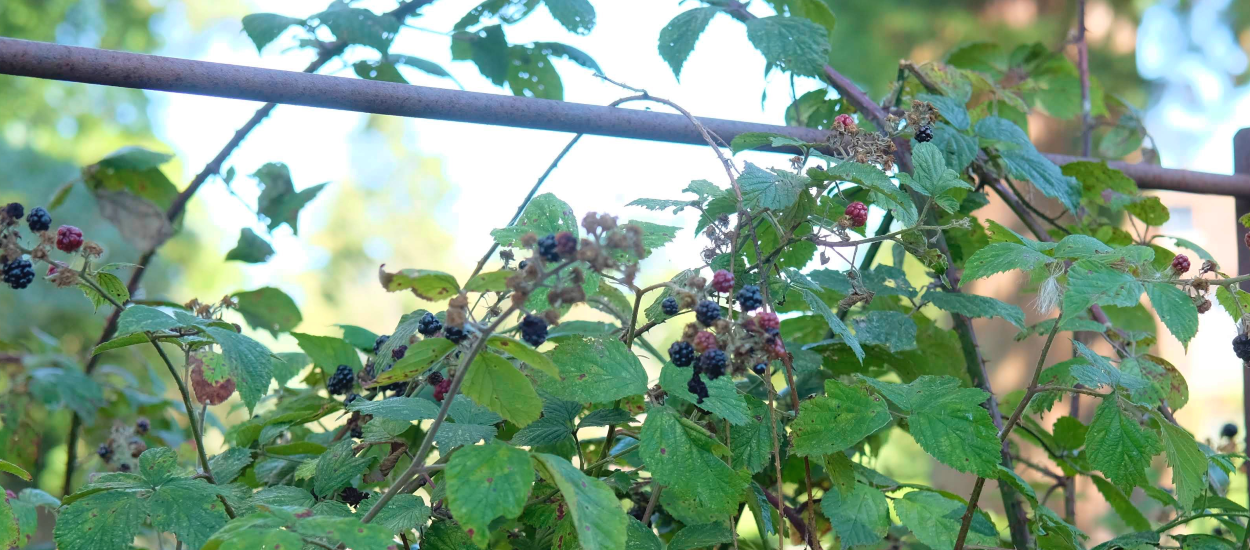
[1236,129,1250,506]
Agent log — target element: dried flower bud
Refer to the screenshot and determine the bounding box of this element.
[542,309,561,325]
[520,232,539,247]
[1198,298,1213,314]
[688,276,707,291]
[51,268,80,288]
[582,212,600,234]
[677,291,698,309]
[597,213,617,231]
[1192,278,1210,294]
[82,241,104,258]
[570,267,585,285]
[499,249,515,261]
[1201,260,1218,274]
[682,323,700,341]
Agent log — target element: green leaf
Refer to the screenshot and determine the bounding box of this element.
[791,379,891,457]
[252,163,326,235]
[1053,234,1113,259]
[505,44,564,100]
[356,493,431,535]
[313,440,373,497]
[79,272,130,313]
[1086,396,1162,492]
[54,490,147,550]
[292,332,363,374]
[917,93,970,130]
[241,13,305,52]
[800,288,864,362]
[1154,412,1208,510]
[929,123,979,172]
[865,376,1001,476]
[447,442,534,545]
[852,310,917,352]
[379,267,460,301]
[204,327,274,414]
[0,459,31,481]
[658,7,720,79]
[462,351,542,428]
[491,193,578,247]
[347,396,440,422]
[96,146,174,171]
[1126,196,1170,226]
[314,7,400,53]
[640,406,747,525]
[207,447,253,484]
[115,305,182,336]
[1062,160,1138,206]
[1090,475,1150,531]
[1062,260,1143,323]
[487,336,559,377]
[511,415,574,447]
[225,228,275,263]
[0,496,16,549]
[744,15,830,78]
[353,60,408,83]
[232,287,301,337]
[739,162,808,212]
[544,0,595,34]
[821,481,889,547]
[962,242,1053,280]
[540,336,648,403]
[1147,283,1198,348]
[894,491,997,549]
[659,364,750,425]
[900,142,973,212]
[374,337,457,386]
[668,523,733,550]
[392,54,455,78]
[532,453,627,550]
[336,324,380,352]
[730,132,802,155]
[996,465,1038,505]
[465,270,511,293]
[927,291,1026,330]
[92,332,151,355]
[1035,506,1088,550]
[731,395,782,474]
[975,117,1081,212]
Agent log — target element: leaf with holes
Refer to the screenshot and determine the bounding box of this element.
[640,406,747,525]
[791,379,890,457]
[531,453,627,550]
[540,336,648,403]
[446,442,533,545]
[79,272,130,313]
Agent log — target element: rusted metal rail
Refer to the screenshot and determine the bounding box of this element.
[0,37,1247,196]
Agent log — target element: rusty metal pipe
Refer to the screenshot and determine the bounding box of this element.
[1,37,1247,196]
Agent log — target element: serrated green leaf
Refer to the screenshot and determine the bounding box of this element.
[745,15,830,78]
[204,327,273,414]
[799,288,864,362]
[1090,474,1150,531]
[738,162,807,212]
[816,161,918,226]
[1086,396,1162,492]
[241,13,305,53]
[894,490,997,549]
[852,310,917,352]
[917,93,970,130]
[348,396,441,422]
[252,163,325,235]
[866,375,1000,476]
[373,337,457,386]
[336,324,379,352]
[313,440,373,497]
[0,496,16,549]
[487,336,558,377]
[578,408,632,428]
[532,453,627,550]
[659,364,750,425]
[462,351,542,428]
[491,193,578,247]
[447,442,533,545]
[1062,160,1138,206]
[1147,282,1198,348]
[1126,196,1170,226]
[929,123,979,172]
[996,465,1038,505]
[225,228,275,263]
[92,332,151,355]
[379,267,460,301]
[640,406,747,525]
[730,395,781,474]
[292,332,362,374]
[1061,260,1144,324]
[821,481,889,547]
[314,7,399,53]
[927,291,1025,330]
[976,117,1081,212]
[658,7,720,79]
[900,142,973,212]
[232,287,301,337]
[115,305,182,336]
[791,379,890,456]
[53,490,146,550]
[356,493,430,535]
[0,459,30,481]
[208,447,253,484]
[465,270,511,293]
[79,272,129,313]
[511,415,573,447]
[668,522,733,550]
[963,242,1053,280]
[540,336,648,403]
[1154,412,1208,510]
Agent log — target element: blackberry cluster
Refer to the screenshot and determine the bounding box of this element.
[350,425,364,439]
[755,311,780,332]
[694,300,721,326]
[427,371,444,386]
[339,487,370,507]
[686,372,709,404]
[661,296,679,316]
[2,258,35,290]
[326,364,354,395]
[1171,254,1191,275]
[737,285,763,311]
[537,234,560,262]
[1235,334,1250,362]
[711,269,735,293]
[668,341,696,367]
[417,312,442,336]
[97,443,113,462]
[443,325,469,344]
[752,363,767,376]
[373,335,390,354]
[56,225,83,253]
[520,314,548,347]
[135,418,150,435]
[433,377,453,401]
[3,203,23,220]
[27,207,51,232]
[392,345,408,360]
[845,201,869,228]
[915,125,934,143]
[1222,423,1239,439]
[700,349,727,380]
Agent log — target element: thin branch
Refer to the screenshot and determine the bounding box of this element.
[1077,0,1093,157]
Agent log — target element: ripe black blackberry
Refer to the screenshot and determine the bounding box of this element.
[518,260,529,270]
[700,349,727,380]
[661,296,679,316]
[537,234,560,262]
[2,258,35,290]
[417,312,442,336]
[3,202,23,220]
[520,314,548,347]
[339,487,370,507]
[427,371,444,386]
[97,443,113,462]
[1222,423,1239,439]
[383,381,406,393]
[668,341,696,367]
[737,285,763,311]
[694,300,721,326]
[135,418,150,435]
[350,425,364,439]
[326,364,355,395]
[443,325,469,344]
[1235,334,1250,362]
[345,393,361,405]
[26,207,51,232]
[752,363,767,376]
[392,345,408,360]
[373,334,389,354]
[915,125,934,143]
[687,372,709,404]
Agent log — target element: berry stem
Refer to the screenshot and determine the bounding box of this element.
[148,338,236,519]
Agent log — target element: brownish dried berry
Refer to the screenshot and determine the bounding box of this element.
[1198,299,1213,314]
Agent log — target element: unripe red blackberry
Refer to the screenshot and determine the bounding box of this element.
[711,269,735,293]
[755,311,780,332]
[693,331,718,353]
[1171,254,1190,275]
[433,377,453,401]
[845,202,869,227]
[56,225,84,253]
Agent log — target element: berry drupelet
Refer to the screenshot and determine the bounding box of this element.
[845,201,869,228]
[1222,423,1239,439]
[373,334,389,355]
[1171,254,1191,275]
[26,207,51,232]
[700,349,728,380]
[3,258,35,289]
[695,300,721,326]
[520,314,548,347]
[687,372,709,404]
[443,325,469,344]
[417,312,442,336]
[339,487,370,507]
[661,296,680,316]
[326,364,355,395]
[56,225,84,253]
[737,285,763,311]
[668,341,696,367]
[711,269,735,293]
[537,234,561,262]
[1236,334,1250,362]
[915,125,934,143]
